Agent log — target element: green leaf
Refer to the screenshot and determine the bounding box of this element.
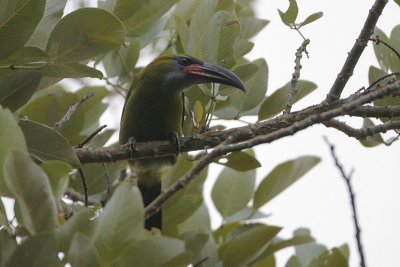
[0,47,49,66]
[117,237,187,267]
[46,8,126,63]
[373,27,391,72]
[5,234,61,267]
[298,12,323,28]
[277,0,298,26]
[389,25,400,72]
[177,203,212,234]
[94,183,144,262]
[202,11,240,68]
[0,230,17,266]
[238,17,269,39]
[4,150,58,234]
[0,0,46,60]
[293,228,327,267]
[163,157,208,234]
[0,71,42,111]
[212,166,256,218]
[19,120,81,167]
[222,150,261,172]
[68,233,101,267]
[39,63,103,79]
[182,232,218,267]
[70,161,121,196]
[359,118,384,147]
[41,160,72,199]
[252,235,315,264]
[253,156,320,209]
[193,100,204,124]
[26,0,67,49]
[221,224,282,267]
[0,108,27,196]
[19,88,85,144]
[258,80,317,121]
[116,0,175,38]
[57,209,96,252]
[286,256,302,267]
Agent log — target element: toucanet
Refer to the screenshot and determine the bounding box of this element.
[119,55,245,230]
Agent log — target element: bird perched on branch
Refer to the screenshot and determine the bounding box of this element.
[119,54,245,230]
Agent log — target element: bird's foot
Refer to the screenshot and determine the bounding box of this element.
[169,132,181,156]
[128,137,137,159]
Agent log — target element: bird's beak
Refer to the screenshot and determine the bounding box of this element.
[182,62,246,92]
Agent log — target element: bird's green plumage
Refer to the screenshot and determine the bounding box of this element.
[119,55,245,230]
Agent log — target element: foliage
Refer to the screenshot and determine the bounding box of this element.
[0,0,398,266]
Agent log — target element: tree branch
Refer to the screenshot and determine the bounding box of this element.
[285,39,310,114]
[324,137,367,267]
[75,77,400,163]
[324,0,388,103]
[142,79,400,219]
[323,119,400,140]
[53,92,94,131]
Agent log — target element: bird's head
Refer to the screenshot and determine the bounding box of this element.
[141,55,246,94]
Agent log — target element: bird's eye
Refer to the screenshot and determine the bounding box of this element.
[177,57,191,66]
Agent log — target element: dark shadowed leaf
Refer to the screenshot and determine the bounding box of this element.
[68,233,101,267]
[94,183,144,262]
[19,120,81,167]
[5,234,60,267]
[46,8,126,63]
[223,150,261,172]
[221,224,281,267]
[359,118,384,147]
[26,0,67,49]
[258,80,317,121]
[212,166,256,218]
[0,71,42,111]
[298,12,323,28]
[253,156,320,209]
[0,108,27,196]
[278,0,298,26]
[0,230,17,265]
[0,0,46,60]
[3,150,58,234]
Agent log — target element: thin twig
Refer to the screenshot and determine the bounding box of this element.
[324,0,388,103]
[370,37,400,61]
[284,39,310,114]
[78,168,89,206]
[64,188,99,206]
[53,92,94,131]
[75,125,107,148]
[365,72,400,91]
[323,137,367,267]
[104,76,127,97]
[193,257,209,267]
[102,163,112,204]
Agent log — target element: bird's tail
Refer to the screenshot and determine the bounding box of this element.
[137,181,161,230]
[133,157,174,231]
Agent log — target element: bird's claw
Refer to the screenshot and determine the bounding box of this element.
[128,137,137,159]
[169,132,181,156]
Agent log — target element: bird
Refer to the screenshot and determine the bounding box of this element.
[119,54,245,230]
